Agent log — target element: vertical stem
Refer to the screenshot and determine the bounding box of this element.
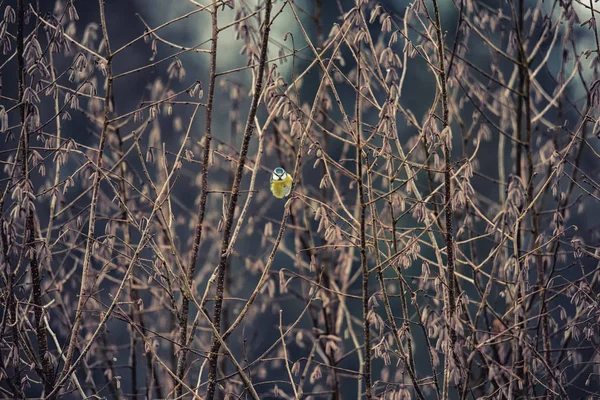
[205,2,272,398]
[59,0,113,392]
[46,48,62,243]
[431,0,457,398]
[355,45,372,400]
[18,0,55,394]
[513,0,536,395]
[139,305,163,399]
[17,1,24,124]
[311,5,339,397]
[176,2,218,396]
[129,284,138,400]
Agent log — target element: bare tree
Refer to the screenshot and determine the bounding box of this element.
[1,0,599,399]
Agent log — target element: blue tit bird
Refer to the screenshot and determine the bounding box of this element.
[270,167,293,199]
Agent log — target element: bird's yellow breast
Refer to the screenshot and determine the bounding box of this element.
[270,174,293,198]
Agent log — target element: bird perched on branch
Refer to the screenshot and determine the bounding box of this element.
[270,167,293,198]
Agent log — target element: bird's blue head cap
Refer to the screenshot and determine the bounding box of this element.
[273,167,286,180]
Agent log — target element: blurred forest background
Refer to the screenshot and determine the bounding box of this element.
[1,0,600,399]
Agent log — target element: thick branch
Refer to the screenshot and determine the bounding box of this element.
[205,1,272,398]
[431,0,458,398]
[175,3,218,396]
